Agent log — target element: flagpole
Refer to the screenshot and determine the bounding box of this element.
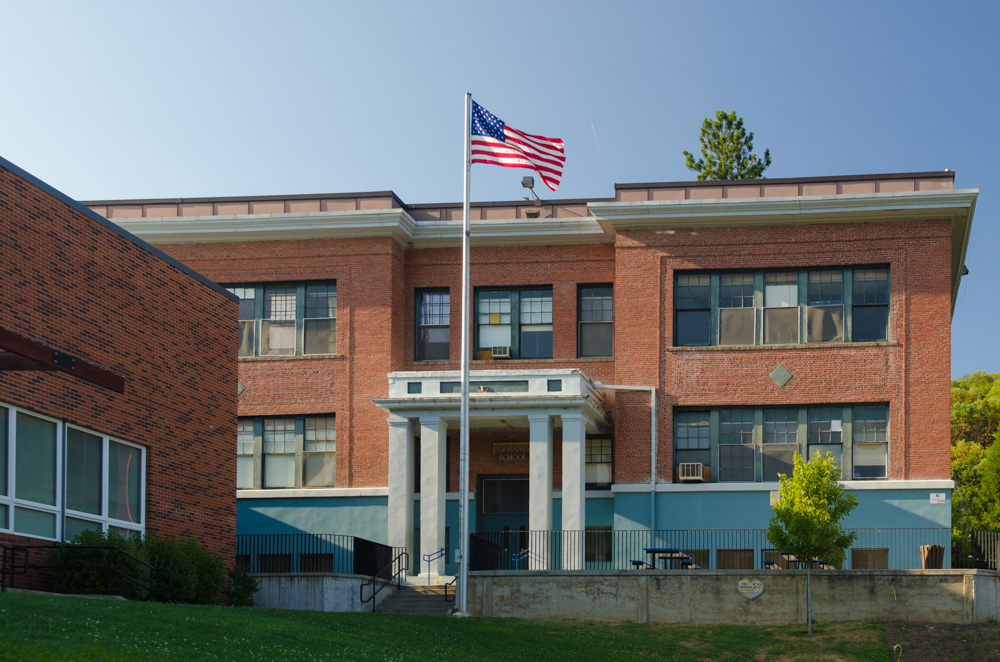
[457,91,472,615]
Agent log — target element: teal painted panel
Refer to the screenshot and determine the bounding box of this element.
[612,488,952,532]
[613,492,652,530]
[237,496,387,543]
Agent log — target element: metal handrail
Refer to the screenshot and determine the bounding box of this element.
[512,549,530,570]
[0,542,29,592]
[21,544,171,601]
[443,575,457,603]
[359,550,408,612]
[422,548,446,584]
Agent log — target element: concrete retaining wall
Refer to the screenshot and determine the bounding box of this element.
[468,570,1000,624]
[253,574,393,612]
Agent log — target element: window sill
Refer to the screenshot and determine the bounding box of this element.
[239,353,345,362]
[667,341,896,352]
[405,357,614,367]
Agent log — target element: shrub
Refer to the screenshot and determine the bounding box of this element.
[225,567,260,607]
[51,529,148,600]
[52,530,226,604]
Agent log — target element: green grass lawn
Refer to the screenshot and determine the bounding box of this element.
[0,591,891,661]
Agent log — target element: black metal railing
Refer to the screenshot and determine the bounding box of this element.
[953,529,1000,569]
[443,575,457,603]
[0,542,29,592]
[236,533,407,577]
[15,543,171,601]
[359,549,408,612]
[469,528,953,571]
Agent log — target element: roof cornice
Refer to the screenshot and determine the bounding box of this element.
[589,188,978,315]
[588,189,978,225]
[112,209,612,247]
[112,209,419,246]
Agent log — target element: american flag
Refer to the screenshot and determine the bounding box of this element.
[470,101,565,192]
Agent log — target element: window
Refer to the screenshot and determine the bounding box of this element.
[585,437,612,489]
[673,266,888,346]
[416,289,450,361]
[763,272,799,345]
[0,402,144,542]
[719,409,754,482]
[237,419,254,489]
[852,268,889,342]
[231,287,256,357]
[674,411,710,471]
[675,274,711,346]
[578,286,613,357]
[299,553,334,573]
[717,549,754,569]
[475,287,552,359]
[262,287,297,356]
[719,273,755,346]
[585,527,612,565]
[303,416,336,487]
[853,405,888,479]
[806,270,844,342]
[240,415,336,489]
[263,418,295,488]
[304,284,337,355]
[808,407,843,469]
[762,408,797,481]
[852,548,889,570]
[225,282,337,357]
[674,404,888,483]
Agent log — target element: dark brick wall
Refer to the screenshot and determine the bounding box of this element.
[0,165,236,566]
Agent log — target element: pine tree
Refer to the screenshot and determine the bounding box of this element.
[683,110,772,181]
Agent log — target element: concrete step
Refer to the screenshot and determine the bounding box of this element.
[378,585,455,616]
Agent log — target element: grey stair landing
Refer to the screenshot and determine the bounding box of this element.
[378,584,453,616]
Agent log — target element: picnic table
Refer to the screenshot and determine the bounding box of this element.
[642,547,702,569]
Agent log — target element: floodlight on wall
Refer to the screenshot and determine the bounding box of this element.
[521,175,542,206]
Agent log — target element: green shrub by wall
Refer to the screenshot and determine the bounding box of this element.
[52,530,227,604]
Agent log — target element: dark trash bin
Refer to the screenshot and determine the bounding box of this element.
[921,544,945,569]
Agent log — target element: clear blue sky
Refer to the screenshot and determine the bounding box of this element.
[3,0,996,378]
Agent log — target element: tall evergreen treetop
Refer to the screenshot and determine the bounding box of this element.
[683,110,772,181]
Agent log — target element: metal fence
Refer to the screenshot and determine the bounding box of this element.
[953,529,1000,570]
[237,528,961,575]
[235,534,405,577]
[470,528,953,571]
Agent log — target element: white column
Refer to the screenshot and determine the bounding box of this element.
[528,413,553,570]
[561,411,587,570]
[420,416,448,580]
[386,415,414,562]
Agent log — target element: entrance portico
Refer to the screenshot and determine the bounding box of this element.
[376,369,610,580]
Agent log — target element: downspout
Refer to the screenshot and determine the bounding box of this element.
[594,383,657,531]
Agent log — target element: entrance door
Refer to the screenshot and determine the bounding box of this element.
[477,474,529,552]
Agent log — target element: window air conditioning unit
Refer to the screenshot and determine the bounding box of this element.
[491,346,511,359]
[678,463,707,483]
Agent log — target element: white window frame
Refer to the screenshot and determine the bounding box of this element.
[0,402,145,542]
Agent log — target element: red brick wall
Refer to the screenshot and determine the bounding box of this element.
[0,165,236,563]
[159,236,404,489]
[154,214,953,499]
[613,219,953,483]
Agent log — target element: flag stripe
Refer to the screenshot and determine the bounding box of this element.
[469,100,564,192]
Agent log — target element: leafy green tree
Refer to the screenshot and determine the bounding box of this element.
[767,452,858,634]
[952,439,987,532]
[973,439,1000,529]
[951,372,1000,447]
[683,110,772,181]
